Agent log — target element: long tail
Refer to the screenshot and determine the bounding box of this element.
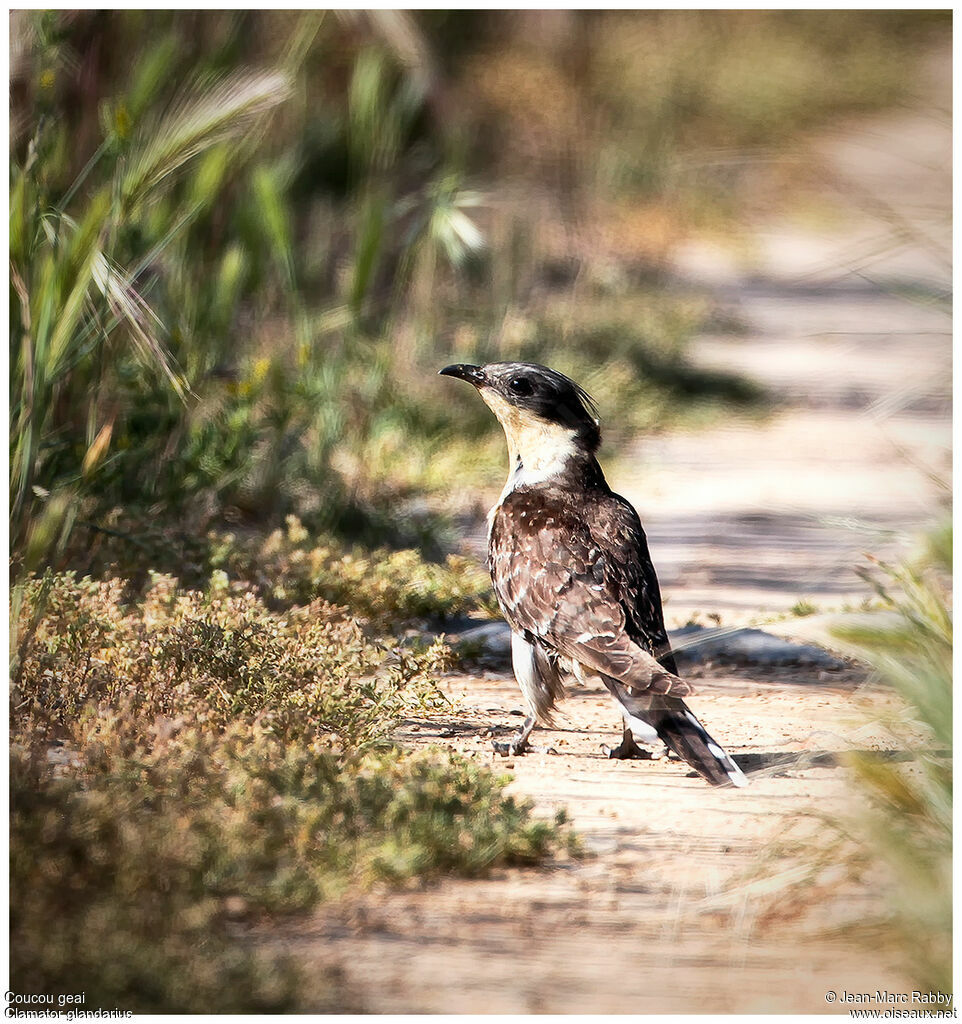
[597,669,748,788]
[648,701,747,788]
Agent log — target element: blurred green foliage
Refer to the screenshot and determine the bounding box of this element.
[11,568,571,1011]
[11,10,945,576]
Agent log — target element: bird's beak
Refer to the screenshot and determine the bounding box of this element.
[438,363,486,388]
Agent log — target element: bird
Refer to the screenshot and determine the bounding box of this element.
[439,360,747,787]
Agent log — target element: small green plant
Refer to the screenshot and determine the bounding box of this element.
[11,747,310,1013]
[13,570,452,749]
[790,599,818,618]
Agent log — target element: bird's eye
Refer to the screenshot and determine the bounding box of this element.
[508,377,534,396]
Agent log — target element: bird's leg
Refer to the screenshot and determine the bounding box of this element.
[492,714,536,756]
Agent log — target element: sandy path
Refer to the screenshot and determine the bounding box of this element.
[637,48,951,626]
[260,48,950,1013]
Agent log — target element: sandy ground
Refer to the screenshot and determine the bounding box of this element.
[260,48,950,1014]
[267,665,918,1014]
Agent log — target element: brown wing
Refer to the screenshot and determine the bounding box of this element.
[587,491,679,675]
[489,489,690,697]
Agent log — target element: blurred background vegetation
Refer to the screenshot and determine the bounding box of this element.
[9,9,950,1012]
[10,9,947,576]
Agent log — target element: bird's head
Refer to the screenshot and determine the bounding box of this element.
[439,361,601,482]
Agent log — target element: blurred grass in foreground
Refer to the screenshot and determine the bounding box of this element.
[830,525,952,995]
[11,565,571,1011]
[729,526,952,994]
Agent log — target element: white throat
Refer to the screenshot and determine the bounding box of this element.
[480,388,580,509]
[507,425,579,488]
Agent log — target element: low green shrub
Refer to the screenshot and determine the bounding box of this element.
[14,570,448,748]
[208,516,499,622]
[11,571,570,1012]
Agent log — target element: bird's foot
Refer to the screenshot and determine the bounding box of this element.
[491,713,542,757]
[492,738,559,756]
[492,726,561,756]
[603,732,662,760]
[492,736,529,757]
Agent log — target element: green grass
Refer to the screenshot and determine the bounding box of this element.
[790,599,819,618]
[11,567,571,1012]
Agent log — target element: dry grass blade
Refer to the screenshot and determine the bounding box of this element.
[90,251,187,398]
